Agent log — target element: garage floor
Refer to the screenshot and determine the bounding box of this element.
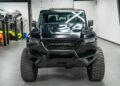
[0,39,120,86]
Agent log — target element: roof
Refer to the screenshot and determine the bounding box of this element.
[40,8,85,13]
[49,8,84,11]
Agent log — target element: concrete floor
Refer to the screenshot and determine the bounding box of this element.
[0,39,120,86]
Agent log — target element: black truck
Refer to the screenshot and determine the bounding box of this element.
[20,8,105,82]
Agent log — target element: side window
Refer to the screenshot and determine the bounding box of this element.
[38,15,42,24]
[38,15,44,27]
[39,15,45,24]
[41,16,45,23]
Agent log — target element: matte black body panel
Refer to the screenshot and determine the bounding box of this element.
[27,9,97,67]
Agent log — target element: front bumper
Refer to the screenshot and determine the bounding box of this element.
[27,38,97,67]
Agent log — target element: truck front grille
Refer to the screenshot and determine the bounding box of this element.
[48,43,73,46]
[44,40,81,50]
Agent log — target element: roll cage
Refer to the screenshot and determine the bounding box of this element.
[38,9,88,28]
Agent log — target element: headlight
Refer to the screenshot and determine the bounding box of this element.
[84,38,96,43]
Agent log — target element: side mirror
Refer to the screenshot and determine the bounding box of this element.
[32,21,36,27]
[88,20,94,27]
[30,28,40,39]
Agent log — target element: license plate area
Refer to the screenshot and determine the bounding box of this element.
[49,53,74,59]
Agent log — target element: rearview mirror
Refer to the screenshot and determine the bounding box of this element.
[88,20,94,27]
[30,28,40,39]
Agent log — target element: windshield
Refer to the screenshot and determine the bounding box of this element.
[40,11,86,24]
[39,11,86,38]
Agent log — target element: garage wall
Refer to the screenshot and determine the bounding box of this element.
[74,1,96,21]
[0,2,29,33]
[74,1,97,31]
[96,0,120,44]
[32,0,73,21]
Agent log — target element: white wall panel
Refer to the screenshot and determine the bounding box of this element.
[74,1,96,20]
[32,0,73,21]
[32,0,53,21]
[96,0,120,44]
[53,0,73,8]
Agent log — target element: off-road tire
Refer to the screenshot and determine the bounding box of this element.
[87,47,105,81]
[21,48,38,82]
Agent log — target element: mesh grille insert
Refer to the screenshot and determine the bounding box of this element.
[43,40,81,50]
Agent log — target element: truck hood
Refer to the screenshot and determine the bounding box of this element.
[41,23,84,38]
